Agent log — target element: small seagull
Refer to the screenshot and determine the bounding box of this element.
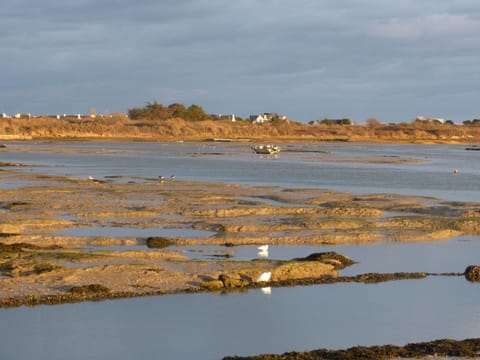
[158,176,165,180]
[256,271,272,283]
[170,175,176,180]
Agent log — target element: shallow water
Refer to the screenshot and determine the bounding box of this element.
[1,141,480,359]
[1,141,480,201]
[1,277,478,360]
[178,236,480,275]
[57,226,214,239]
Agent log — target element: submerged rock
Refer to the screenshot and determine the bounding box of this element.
[146,237,175,248]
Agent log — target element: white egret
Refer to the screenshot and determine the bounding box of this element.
[256,271,271,282]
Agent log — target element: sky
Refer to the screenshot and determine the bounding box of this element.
[1,0,480,123]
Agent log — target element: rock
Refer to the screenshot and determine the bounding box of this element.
[273,262,336,281]
[465,265,480,282]
[218,274,250,288]
[68,284,111,295]
[200,280,224,289]
[146,237,175,248]
[294,252,355,269]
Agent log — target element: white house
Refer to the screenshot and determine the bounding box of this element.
[249,113,286,124]
[415,116,445,124]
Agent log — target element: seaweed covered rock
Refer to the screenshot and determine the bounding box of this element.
[200,274,250,289]
[200,280,224,289]
[146,236,175,249]
[218,274,250,288]
[68,284,111,296]
[294,252,355,269]
[465,265,480,282]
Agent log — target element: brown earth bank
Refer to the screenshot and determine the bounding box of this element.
[223,338,480,360]
[2,116,480,143]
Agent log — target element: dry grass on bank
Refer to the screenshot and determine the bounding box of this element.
[2,116,480,143]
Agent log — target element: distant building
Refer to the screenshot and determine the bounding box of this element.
[249,113,286,124]
[211,114,236,122]
[13,113,31,119]
[415,116,445,124]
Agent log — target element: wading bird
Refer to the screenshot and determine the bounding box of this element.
[256,272,271,282]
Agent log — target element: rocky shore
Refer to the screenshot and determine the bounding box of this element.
[224,338,480,360]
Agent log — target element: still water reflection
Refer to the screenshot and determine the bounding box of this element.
[181,236,480,275]
[1,277,479,360]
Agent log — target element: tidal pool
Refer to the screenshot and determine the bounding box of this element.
[1,277,479,360]
[57,227,215,238]
[178,236,480,276]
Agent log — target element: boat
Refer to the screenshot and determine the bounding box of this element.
[465,145,480,151]
[253,144,281,155]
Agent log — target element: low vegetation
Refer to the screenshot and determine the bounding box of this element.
[2,101,480,142]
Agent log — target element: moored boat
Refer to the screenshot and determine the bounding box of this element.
[253,144,281,155]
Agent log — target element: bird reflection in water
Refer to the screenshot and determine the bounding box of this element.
[261,287,272,295]
[257,244,269,257]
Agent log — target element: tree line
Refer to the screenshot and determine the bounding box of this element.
[128,102,211,121]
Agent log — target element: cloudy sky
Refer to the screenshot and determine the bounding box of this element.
[2,0,480,123]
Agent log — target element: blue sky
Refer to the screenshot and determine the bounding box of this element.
[1,0,480,123]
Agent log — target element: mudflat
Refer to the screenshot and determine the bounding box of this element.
[1,163,480,359]
[1,163,479,307]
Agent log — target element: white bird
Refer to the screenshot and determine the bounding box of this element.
[257,245,269,252]
[88,176,94,181]
[261,287,272,295]
[256,271,271,282]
